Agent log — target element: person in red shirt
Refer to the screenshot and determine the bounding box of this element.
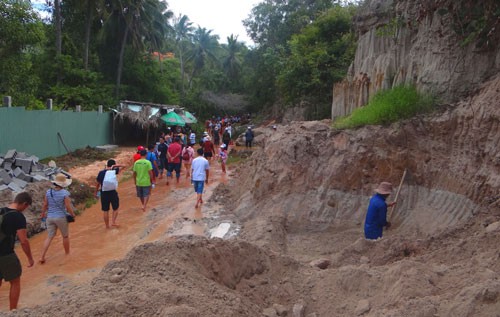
[133,145,144,162]
[166,137,182,185]
[202,136,215,161]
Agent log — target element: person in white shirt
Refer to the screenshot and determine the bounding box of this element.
[191,148,210,208]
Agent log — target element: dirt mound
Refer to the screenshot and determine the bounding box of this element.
[11,237,309,317]
[2,80,499,316]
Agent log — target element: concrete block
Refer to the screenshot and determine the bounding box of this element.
[0,184,8,192]
[17,171,33,182]
[13,167,23,177]
[7,182,22,192]
[32,175,49,182]
[11,178,28,189]
[4,149,17,161]
[16,152,27,159]
[0,158,3,166]
[0,170,12,184]
[3,161,12,171]
[14,158,33,174]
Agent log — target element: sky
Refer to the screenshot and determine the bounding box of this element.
[166,0,260,45]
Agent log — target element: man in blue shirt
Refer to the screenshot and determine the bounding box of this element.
[364,182,396,240]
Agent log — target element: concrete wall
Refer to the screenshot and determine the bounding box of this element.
[0,106,112,159]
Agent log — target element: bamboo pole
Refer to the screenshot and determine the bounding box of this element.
[388,168,407,221]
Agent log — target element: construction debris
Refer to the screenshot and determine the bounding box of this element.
[0,149,71,193]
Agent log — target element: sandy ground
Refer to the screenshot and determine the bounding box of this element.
[0,76,499,316]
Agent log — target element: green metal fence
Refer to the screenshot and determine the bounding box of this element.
[0,106,112,159]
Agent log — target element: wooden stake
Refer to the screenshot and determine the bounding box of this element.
[388,168,407,221]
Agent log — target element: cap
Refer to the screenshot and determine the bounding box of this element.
[137,145,145,151]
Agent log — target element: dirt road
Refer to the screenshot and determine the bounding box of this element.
[0,147,228,310]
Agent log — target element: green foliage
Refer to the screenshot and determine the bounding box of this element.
[0,1,45,108]
[276,5,357,119]
[333,86,435,129]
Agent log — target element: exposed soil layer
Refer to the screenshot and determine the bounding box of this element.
[1,77,499,316]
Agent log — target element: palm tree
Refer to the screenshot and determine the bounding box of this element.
[144,2,173,74]
[102,0,170,97]
[54,0,62,82]
[173,14,194,95]
[223,34,243,90]
[186,27,220,89]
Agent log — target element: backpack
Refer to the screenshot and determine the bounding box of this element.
[182,149,191,161]
[0,207,14,243]
[102,170,118,191]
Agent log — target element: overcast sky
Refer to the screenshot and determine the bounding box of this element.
[167,0,260,45]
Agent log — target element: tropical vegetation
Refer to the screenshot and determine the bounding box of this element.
[333,86,436,129]
[0,0,359,120]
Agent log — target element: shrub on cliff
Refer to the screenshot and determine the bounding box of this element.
[333,86,435,129]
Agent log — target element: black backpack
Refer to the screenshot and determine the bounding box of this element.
[0,207,14,243]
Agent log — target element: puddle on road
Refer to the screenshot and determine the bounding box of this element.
[0,149,232,310]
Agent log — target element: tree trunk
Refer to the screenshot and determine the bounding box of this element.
[179,47,185,96]
[55,0,62,83]
[83,0,93,70]
[116,25,129,98]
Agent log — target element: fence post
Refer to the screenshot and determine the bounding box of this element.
[98,105,103,113]
[46,99,53,110]
[75,105,81,112]
[3,96,12,107]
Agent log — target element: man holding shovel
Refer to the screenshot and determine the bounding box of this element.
[364,182,396,240]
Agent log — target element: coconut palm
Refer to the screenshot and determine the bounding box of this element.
[223,34,243,90]
[172,14,194,95]
[186,27,220,89]
[101,0,170,97]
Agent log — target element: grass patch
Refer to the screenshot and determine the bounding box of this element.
[333,85,435,129]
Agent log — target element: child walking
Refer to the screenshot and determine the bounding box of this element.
[218,144,228,173]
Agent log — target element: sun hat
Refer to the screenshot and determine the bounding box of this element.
[203,131,208,135]
[52,174,72,188]
[375,182,393,195]
[137,145,145,151]
[247,126,251,129]
[220,144,226,148]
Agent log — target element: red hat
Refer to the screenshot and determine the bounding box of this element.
[137,145,145,151]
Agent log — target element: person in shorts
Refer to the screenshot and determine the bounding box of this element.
[0,192,34,310]
[191,148,210,208]
[166,136,182,185]
[133,149,153,212]
[39,174,76,264]
[96,159,124,228]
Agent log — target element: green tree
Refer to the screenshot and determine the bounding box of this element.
[186,27,220,89]
[277,5,357,118]
[172,14,194,95]
[243,0,335,48]
[100,0,170,97]
[222,34,243,92]
[0,0,45,108]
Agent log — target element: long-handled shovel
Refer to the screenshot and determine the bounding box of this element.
[388,168,407,221]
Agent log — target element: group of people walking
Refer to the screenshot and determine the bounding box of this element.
[0,172,78,310]
[129,131,228,212]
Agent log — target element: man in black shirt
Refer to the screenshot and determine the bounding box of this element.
[96,159,123,228]
[157,137,168,179]
[0,192,34,310]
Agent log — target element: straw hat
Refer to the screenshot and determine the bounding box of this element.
[375,182,393,195]
[53,174,72,188]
